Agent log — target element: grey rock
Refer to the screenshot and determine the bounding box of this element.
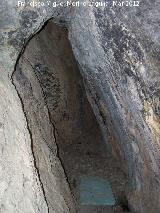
[0,0,160,212]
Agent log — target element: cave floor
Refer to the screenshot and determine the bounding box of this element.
[58,127,130,213]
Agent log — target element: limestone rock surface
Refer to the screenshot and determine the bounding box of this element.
[0,0,160,212]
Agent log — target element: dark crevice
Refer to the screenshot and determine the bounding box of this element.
[12,21,130,213]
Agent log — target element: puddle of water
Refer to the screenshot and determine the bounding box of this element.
[80,176,116,206]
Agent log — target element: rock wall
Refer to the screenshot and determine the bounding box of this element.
[13,22,109,212]
[68,3,160,212]
[17,22,97,146]
[0,1,75,212]
[13,55,75,212]
[0,68,48,213]
[0,0,160,212]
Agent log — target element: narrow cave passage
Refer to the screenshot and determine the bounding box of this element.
[13,21,129,213]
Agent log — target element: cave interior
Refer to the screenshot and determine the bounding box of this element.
[13,21,130,213]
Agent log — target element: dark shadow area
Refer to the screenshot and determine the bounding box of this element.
[13,21,130,213]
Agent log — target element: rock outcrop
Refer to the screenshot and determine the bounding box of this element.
[0,0,160,212]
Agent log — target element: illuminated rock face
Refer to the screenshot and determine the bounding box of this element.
[0,0,160,212]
